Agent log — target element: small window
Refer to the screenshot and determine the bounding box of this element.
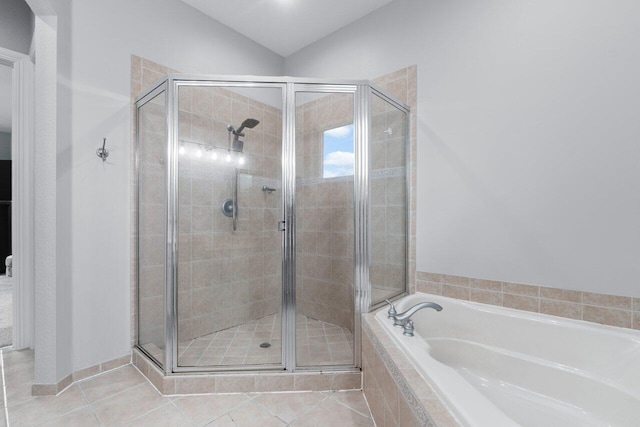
[322,124,354,178]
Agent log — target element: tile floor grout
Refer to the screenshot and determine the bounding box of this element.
[1,348,373,426]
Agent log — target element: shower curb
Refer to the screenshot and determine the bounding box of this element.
[132,347,362,395]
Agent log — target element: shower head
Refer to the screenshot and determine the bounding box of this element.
[227,118,260,153]
[227,118,260,137]
[236,118,260,135]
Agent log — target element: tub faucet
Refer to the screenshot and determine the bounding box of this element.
[390,302,443,337]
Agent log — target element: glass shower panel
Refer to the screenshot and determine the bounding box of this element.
[176,85,283,368]
[295,91,355,367]
[137,89,167,368]
[370,93,408,306]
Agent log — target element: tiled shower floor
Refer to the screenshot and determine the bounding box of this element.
[177,314,354,367]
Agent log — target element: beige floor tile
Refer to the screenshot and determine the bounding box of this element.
[253,391,325,423]
[7,385,88,426]
[291,396,374,427]
[226,400,286,427]
[124,402,191,426]
[91,382,168,425]
[172,393,249,426]
[1,349,34,367]
[206,414,237,427]
[4,361,35,407]
[328,390,372,418]
[40,406,99,427]
[78,364,145,403]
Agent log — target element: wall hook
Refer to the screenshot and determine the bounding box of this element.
[97,137,109,161]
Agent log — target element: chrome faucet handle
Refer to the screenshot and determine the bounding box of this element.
[403,319,415,337]
[385,299,397,319]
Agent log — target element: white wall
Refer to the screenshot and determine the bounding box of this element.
[48,0,284,375]
[286,0,640,298]
[0,132,10,160]
[0,0,34,55]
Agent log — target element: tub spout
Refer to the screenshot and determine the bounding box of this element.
[393,302,443,328]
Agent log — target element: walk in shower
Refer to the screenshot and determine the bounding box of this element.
[135,75,409,374]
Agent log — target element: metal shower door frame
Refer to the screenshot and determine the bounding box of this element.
[134,74,410,375]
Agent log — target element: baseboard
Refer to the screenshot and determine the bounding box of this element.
[31,353,131,396]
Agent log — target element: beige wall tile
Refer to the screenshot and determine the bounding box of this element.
[469,289,503,306]
[583,305,632,328]
[583,292,632,310]
[469,278,502,292]
[540,287,582,303]
[503,294,538,313]
[540,299,582,320]
[415,270,442,281]
[416,280,442,295]
[442,284,469,300]
[442,274,469,287]
[503,282,539,297]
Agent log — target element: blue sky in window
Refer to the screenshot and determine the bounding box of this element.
[323,124,354,178]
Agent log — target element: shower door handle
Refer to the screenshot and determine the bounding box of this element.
[278,220,286,231]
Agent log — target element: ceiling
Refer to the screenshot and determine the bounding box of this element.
[181,0,394,57]
[0,65,11,133]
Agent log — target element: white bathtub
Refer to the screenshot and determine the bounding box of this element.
[376,293,640,427]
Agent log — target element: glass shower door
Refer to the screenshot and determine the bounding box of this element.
[175,84,284,369]
[136,86,168,368]
[294,88,356,368]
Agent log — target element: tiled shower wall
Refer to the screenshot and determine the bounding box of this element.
[295,93,355,332]
[131,59,419,351]
[370,94,409,300]
[176,86,282,343]
[373,67,418,298]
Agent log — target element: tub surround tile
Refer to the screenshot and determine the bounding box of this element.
[540,299,582,320]
[441,284,469,300]
[503,293,539,313]
[469,288,503,306]
[416,280,442,295]
[503,282,540,297]
[540,286,582,303]
[582,305,632,329]
[362,313,458,427]
[417,270,640,331]
[583,292,632,310]
[469,278,502,292]
[442,274,469,287]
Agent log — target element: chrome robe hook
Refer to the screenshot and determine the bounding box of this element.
[97,137,109,161]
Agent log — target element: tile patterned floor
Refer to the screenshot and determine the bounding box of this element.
[177,314,354,367]
[0,348,374,426]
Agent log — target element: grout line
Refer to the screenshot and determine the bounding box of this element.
[328,391,373,420]
[1,349,10,427]
[77,383,101,425]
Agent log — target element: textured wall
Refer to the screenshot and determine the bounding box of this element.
[285,0,640,298]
